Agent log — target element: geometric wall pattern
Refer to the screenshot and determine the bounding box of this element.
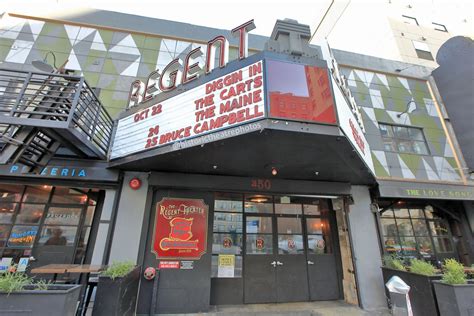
[0,15,241,118]
[340,67,462,183]
[0,15,463,183]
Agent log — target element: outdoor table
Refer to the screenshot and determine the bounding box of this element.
[68,264,105,316]
[30,264,77,281]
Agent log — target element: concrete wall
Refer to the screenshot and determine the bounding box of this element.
[348,185,387,312]
[108,172,149,263]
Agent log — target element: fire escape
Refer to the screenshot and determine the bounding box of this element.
[0,69,113,173]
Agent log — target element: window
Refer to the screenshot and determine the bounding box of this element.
[211,193,243,278]
[432,22,448,32]
[412,41,434,61]
[379,123,429,154]
[402,15,419,26]
[380,204,454,261]
[0,185,98,265]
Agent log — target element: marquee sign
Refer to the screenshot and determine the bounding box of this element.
[111,60,265,159]
[127,20,256,107]
[152,198,208,259]
[321,41,374,174]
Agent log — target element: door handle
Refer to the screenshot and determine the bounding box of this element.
[270,261,277,267]
[307,260,315,265]
[277,261,283,266]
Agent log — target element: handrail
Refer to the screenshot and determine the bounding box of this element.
[0,68,114,157]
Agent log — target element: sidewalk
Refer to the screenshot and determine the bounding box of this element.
[156,301,390,316]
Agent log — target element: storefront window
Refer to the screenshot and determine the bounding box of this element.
[22,186,51,203]
[306,217,332,254]
[0,202,17,224]
[380,204,454,260]
[16,204,45,224]
[244,195,273,213]
[38,226,78,246]
[0,184,99,267]
[44,207,82,225]
[212,193,243,278]
[303,204,320,215]
[0,225,10,247]
[7,225,38,248]
[0,184,23,202]
[51,187,88,204]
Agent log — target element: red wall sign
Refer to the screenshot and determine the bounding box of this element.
[152,198,208,259]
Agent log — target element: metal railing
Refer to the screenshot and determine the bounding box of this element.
[0,68,113,157]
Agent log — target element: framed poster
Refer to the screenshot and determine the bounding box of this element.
[152,198,208,259]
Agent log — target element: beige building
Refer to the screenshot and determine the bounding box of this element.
[311,0,473,67]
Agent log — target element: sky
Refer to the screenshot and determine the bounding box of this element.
[1,0,332,37]
[1,0,472,56]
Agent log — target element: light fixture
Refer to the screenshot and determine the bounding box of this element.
[397,100,417,118]
[250,195,268,203]
[395,64,416,73]
[271,167,278,176]
[32,51,57,73]
[314,171,319,175]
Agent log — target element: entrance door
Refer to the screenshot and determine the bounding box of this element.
[304,201,341,300]
[275,214,309,302]
[243,196,340,303]
[243,196,309,303]
[243,214,277,303]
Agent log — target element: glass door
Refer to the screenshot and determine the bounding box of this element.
[243,194,277,303]
[274,200,309,302]
[303,200,340,300]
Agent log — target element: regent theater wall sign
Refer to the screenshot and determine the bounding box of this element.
[152,198,208,259]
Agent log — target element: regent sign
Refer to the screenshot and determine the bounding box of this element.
[152,198,208,259]
[111,20,264,159]
[127,20,256,108]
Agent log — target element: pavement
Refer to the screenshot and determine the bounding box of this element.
[155,301,391,316]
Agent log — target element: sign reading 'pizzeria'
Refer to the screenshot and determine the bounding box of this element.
[152,198,208,259]
[111,60,265,159]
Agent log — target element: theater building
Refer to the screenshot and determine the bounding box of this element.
[0,9,472,314]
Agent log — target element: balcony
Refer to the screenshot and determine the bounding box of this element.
[0,69,113,172]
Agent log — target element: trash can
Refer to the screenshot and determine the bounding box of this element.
[385,276,413,316]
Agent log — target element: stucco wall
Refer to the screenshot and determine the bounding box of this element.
[348,185,387,312]
[108,172,148,263]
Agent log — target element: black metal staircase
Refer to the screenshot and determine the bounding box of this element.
[0,69,113,173]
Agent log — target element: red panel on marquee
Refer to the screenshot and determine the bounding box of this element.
[267,60,337,124]
[152,198,208,259]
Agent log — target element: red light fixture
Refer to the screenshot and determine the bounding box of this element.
[271,167,278,176]
[129,178,142,190]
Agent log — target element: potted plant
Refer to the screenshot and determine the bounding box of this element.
[0,271,81,316]
[433,259,474,316]
[92,261,140,316]
[381,256,441,316]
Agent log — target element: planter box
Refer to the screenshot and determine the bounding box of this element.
[92,266,140,316]
[0,284,82,316]
[433,280,474,316]
[382,267,441,316]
